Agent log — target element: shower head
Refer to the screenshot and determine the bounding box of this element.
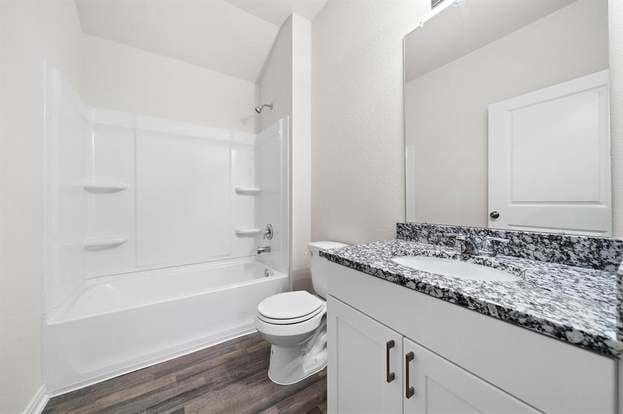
[254,103,273,114]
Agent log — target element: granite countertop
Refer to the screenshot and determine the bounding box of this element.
[321,239,622,358]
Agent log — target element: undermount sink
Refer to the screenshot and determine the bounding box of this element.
[391,256,519,282]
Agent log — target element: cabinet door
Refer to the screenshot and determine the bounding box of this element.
[328,296,403,414]
[403,338,539,414]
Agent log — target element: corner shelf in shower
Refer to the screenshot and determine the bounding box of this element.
[235,228,262,238]
[234,187,261,196]
[84,182,128,194]
[83,237,128,251]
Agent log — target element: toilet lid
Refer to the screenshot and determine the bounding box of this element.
[258,291,323,320]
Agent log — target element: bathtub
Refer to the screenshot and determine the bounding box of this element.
[44,258,288,394]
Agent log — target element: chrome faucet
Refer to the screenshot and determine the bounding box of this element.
[451,234,509,257]
[256,245,272,255]
[452,234,479,256]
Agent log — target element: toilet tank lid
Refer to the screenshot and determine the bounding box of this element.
[308,241,349,251]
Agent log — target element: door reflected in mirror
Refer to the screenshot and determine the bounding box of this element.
[404,0,612,236]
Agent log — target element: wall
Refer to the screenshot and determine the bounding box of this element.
[80,35,257,133]
[257,15,313,290]
[0,0,82,412]
[405,0,609,227]
[257,18,294,130]
[291,16,313,290]
[311,0,428,245]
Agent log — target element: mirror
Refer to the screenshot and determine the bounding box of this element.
[404,0,611,236]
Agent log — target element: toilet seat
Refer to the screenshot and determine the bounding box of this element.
[258,291,323,321]
[255,304,326,338]
[257,303,326,325]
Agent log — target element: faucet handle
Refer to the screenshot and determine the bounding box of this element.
[448,233,478,255]
[483,237,509,257]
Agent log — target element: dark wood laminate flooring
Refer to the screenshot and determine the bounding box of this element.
[43,333,326,414]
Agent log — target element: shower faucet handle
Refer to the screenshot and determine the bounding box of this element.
[263,224,274,240]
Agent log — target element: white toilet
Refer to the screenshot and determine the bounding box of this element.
[255,241,348,385]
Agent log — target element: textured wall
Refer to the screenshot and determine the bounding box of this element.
[312,0,428,244]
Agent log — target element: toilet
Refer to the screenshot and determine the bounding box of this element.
[255,241,348,385]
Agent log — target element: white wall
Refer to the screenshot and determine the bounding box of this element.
[80,34,257,133]
[257,18,294,130]
[0,0,82,412]
[312,0,427,244]
[291,16,313,290]
[406,0,609,227]
[257,15,313,290]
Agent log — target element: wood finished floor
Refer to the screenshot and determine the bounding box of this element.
[43,333,327,414]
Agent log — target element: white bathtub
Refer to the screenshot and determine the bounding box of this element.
[44,258,288,394]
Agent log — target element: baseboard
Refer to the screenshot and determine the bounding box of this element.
[22,385,49,414]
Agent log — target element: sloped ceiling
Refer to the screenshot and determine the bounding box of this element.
[75,0,328,82]
[223,0,328,25]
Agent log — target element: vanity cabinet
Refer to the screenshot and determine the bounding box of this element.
[329,297,538,414]
[326,262,618,414]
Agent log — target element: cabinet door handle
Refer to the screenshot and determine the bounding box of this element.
[385,340,395,383]
[405,352,415,399]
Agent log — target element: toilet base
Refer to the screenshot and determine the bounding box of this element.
[267,321,327,385]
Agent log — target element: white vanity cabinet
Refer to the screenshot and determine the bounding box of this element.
[329,297,538,414]
[326,262,618,414]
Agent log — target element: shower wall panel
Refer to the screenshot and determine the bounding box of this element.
[44,69,290,318]
[135,121,232,267]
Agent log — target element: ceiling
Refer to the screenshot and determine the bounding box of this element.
[75,0,328,82]
[223,0,328,25]
[405,0,579,81]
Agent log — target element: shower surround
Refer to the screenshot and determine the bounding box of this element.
[43,68,290,394]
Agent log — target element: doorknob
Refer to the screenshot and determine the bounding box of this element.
[489,211,500,220]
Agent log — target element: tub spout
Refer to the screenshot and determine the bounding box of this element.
[256,245,272,255]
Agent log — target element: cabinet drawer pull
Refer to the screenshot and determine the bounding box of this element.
[405,352,415,399]
[385,340,395,383]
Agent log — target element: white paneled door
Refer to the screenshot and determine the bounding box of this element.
[488,71,611,235]
[328,296,403,414]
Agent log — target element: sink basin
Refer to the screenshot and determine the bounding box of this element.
[391,256,519,282]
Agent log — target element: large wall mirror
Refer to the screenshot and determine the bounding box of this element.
[404,0,612,236]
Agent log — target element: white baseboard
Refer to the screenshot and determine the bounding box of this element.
[22,385,49,414]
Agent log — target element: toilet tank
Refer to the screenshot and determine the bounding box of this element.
[308,241,349,299]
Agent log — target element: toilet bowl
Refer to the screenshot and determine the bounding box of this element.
[255,241,348,385]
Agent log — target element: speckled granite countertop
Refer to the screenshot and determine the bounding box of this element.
[321,239,622,358]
